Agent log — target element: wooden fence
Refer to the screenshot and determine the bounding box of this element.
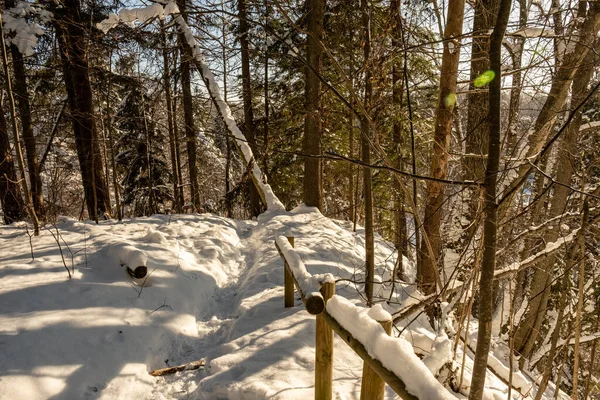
[275,235,419,400]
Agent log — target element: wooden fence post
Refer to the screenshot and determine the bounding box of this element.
[284,236,295,308]
[359,315,393,400]
[315,280,335,400]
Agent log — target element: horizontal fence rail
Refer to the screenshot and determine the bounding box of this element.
[276,235,429,400]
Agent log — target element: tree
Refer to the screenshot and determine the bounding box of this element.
[238,0,262,216]
[116,82,172,216]
[177,0,200,212]
[418,0,465,295]
[5,0,44,219]
[0,93,24,224]
[469,0,511,398]
[54,0,111,221]
[302,0,325,209]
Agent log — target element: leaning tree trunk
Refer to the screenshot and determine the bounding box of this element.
[6,0,44,219]
[499,1,600,215]
[468,1,511,399]
[513,38,597,363]
[238,0,262,216]
[361,0,375,306]
[418,0,465,295]
[0,92,25,224]
[177,0,200,212]
[302,0,325,210]
[54,0,110,221]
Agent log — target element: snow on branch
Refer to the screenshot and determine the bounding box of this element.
[97,1,284,211]
[530,332,600,367]
[393,228,581,323]
[2,2,51,57]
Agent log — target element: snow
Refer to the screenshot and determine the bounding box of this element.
[326,295,457,400]
[0,206,569,399]
[2,2,50,57]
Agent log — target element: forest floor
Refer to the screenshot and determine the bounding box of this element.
[0,207,565,399]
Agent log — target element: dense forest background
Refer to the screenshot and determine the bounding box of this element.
[0,0,599,398]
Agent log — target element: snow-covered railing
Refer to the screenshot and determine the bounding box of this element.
[276,236,454,400]
[275,235,329,315]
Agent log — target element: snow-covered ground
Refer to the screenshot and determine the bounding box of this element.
[0,207,565,399]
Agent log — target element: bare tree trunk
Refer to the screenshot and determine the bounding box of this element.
[161,23,182,214]
[500,2,600,211]
[571,201,588,399]
[54,0,110,221]
[177,0,200,212]
[513,38,597,362]
[464,0,500,184]
[391,0,407,275]
[5,0,44,219]
[418,0,465,295]
[0,14,39,234]
[302,0,325,210]
[468,0,511,398]
[0,90,25,224]
[361,0,374,306]
[106,52,121,221]
[238,0,262,216]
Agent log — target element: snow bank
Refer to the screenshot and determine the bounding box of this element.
[326,295,457,399]
[108,242,147,268]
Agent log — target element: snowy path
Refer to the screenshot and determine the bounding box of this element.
[0,209,561,400]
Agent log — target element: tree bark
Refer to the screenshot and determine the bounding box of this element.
[1,14,39,234]
[391,0,407,273]
[0,91,24,224]
[302,0,325,210]
[418,0,465,295]
[468,0,511,399]
[238,0,262,216]
[54,0,110,221]
[513,37,597,362]
[5,0,44,219]
[177,0,200,212]
[361,0,374,306]
[161,23,182,214]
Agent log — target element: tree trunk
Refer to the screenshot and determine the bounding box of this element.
[464,0,500,184]
[0,92,24,224]
[302,0,325,210]
[1,14,39,234]
[391,0,407,272]
[238,0,262,216]
[54,0,110,221]
[361,0,375,306]
[177,0,200,212]
[5,0,44,219]
[500,1,600,212]
[161,23,182,214]
[418,0,465,295]
[513,38,597,362]
[468,1,511,399]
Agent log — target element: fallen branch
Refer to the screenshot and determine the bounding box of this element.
[149,359,206,376]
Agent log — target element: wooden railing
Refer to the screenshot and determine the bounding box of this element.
[275,235,419,400]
